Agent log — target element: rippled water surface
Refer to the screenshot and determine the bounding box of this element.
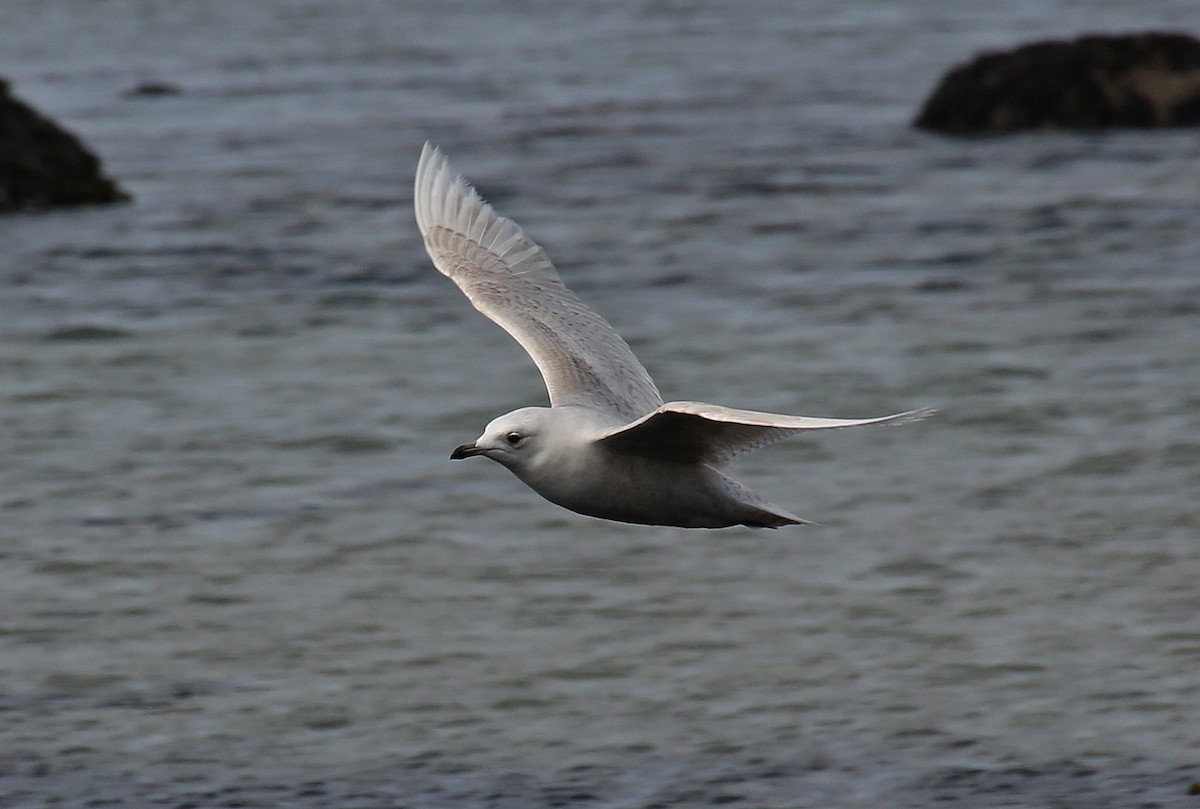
[2,2,1199,806]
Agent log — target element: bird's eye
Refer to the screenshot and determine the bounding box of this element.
[505,431,523,446]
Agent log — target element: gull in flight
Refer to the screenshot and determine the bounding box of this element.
[414,143,931,528]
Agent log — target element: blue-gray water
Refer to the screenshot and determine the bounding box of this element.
[2,2,1199,806]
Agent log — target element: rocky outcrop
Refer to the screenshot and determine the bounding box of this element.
[1,78,128,212]
[915,32,1200,134]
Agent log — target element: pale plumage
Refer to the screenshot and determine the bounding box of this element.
[415,143,932,528]
[415,144,662,422]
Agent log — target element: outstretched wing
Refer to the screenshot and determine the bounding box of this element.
[595,401,935,465]
[414,143,663,421]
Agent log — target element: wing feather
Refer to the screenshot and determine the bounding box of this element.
[415,143,663,420]
[596,402,935,465]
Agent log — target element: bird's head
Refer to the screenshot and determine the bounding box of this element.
[451,407,553,470]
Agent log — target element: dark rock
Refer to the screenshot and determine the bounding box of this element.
[122,80,183,98]
[0,77,129,212]
[915,32,1200,134]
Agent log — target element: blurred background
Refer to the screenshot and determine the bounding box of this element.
[1,2,1198,806]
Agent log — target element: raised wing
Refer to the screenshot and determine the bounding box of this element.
[414,143,663,421]
[596,401,935,465]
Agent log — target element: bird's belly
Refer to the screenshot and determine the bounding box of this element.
[523,454,740,529]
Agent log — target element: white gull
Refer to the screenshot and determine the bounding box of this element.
[414,143,932,528]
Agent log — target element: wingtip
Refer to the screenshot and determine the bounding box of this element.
[892,406,937,425]
[418,140,442,171]
[414,141,458,237]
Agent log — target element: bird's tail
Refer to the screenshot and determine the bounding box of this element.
[716,470,820,528]
[740,501,820,529]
